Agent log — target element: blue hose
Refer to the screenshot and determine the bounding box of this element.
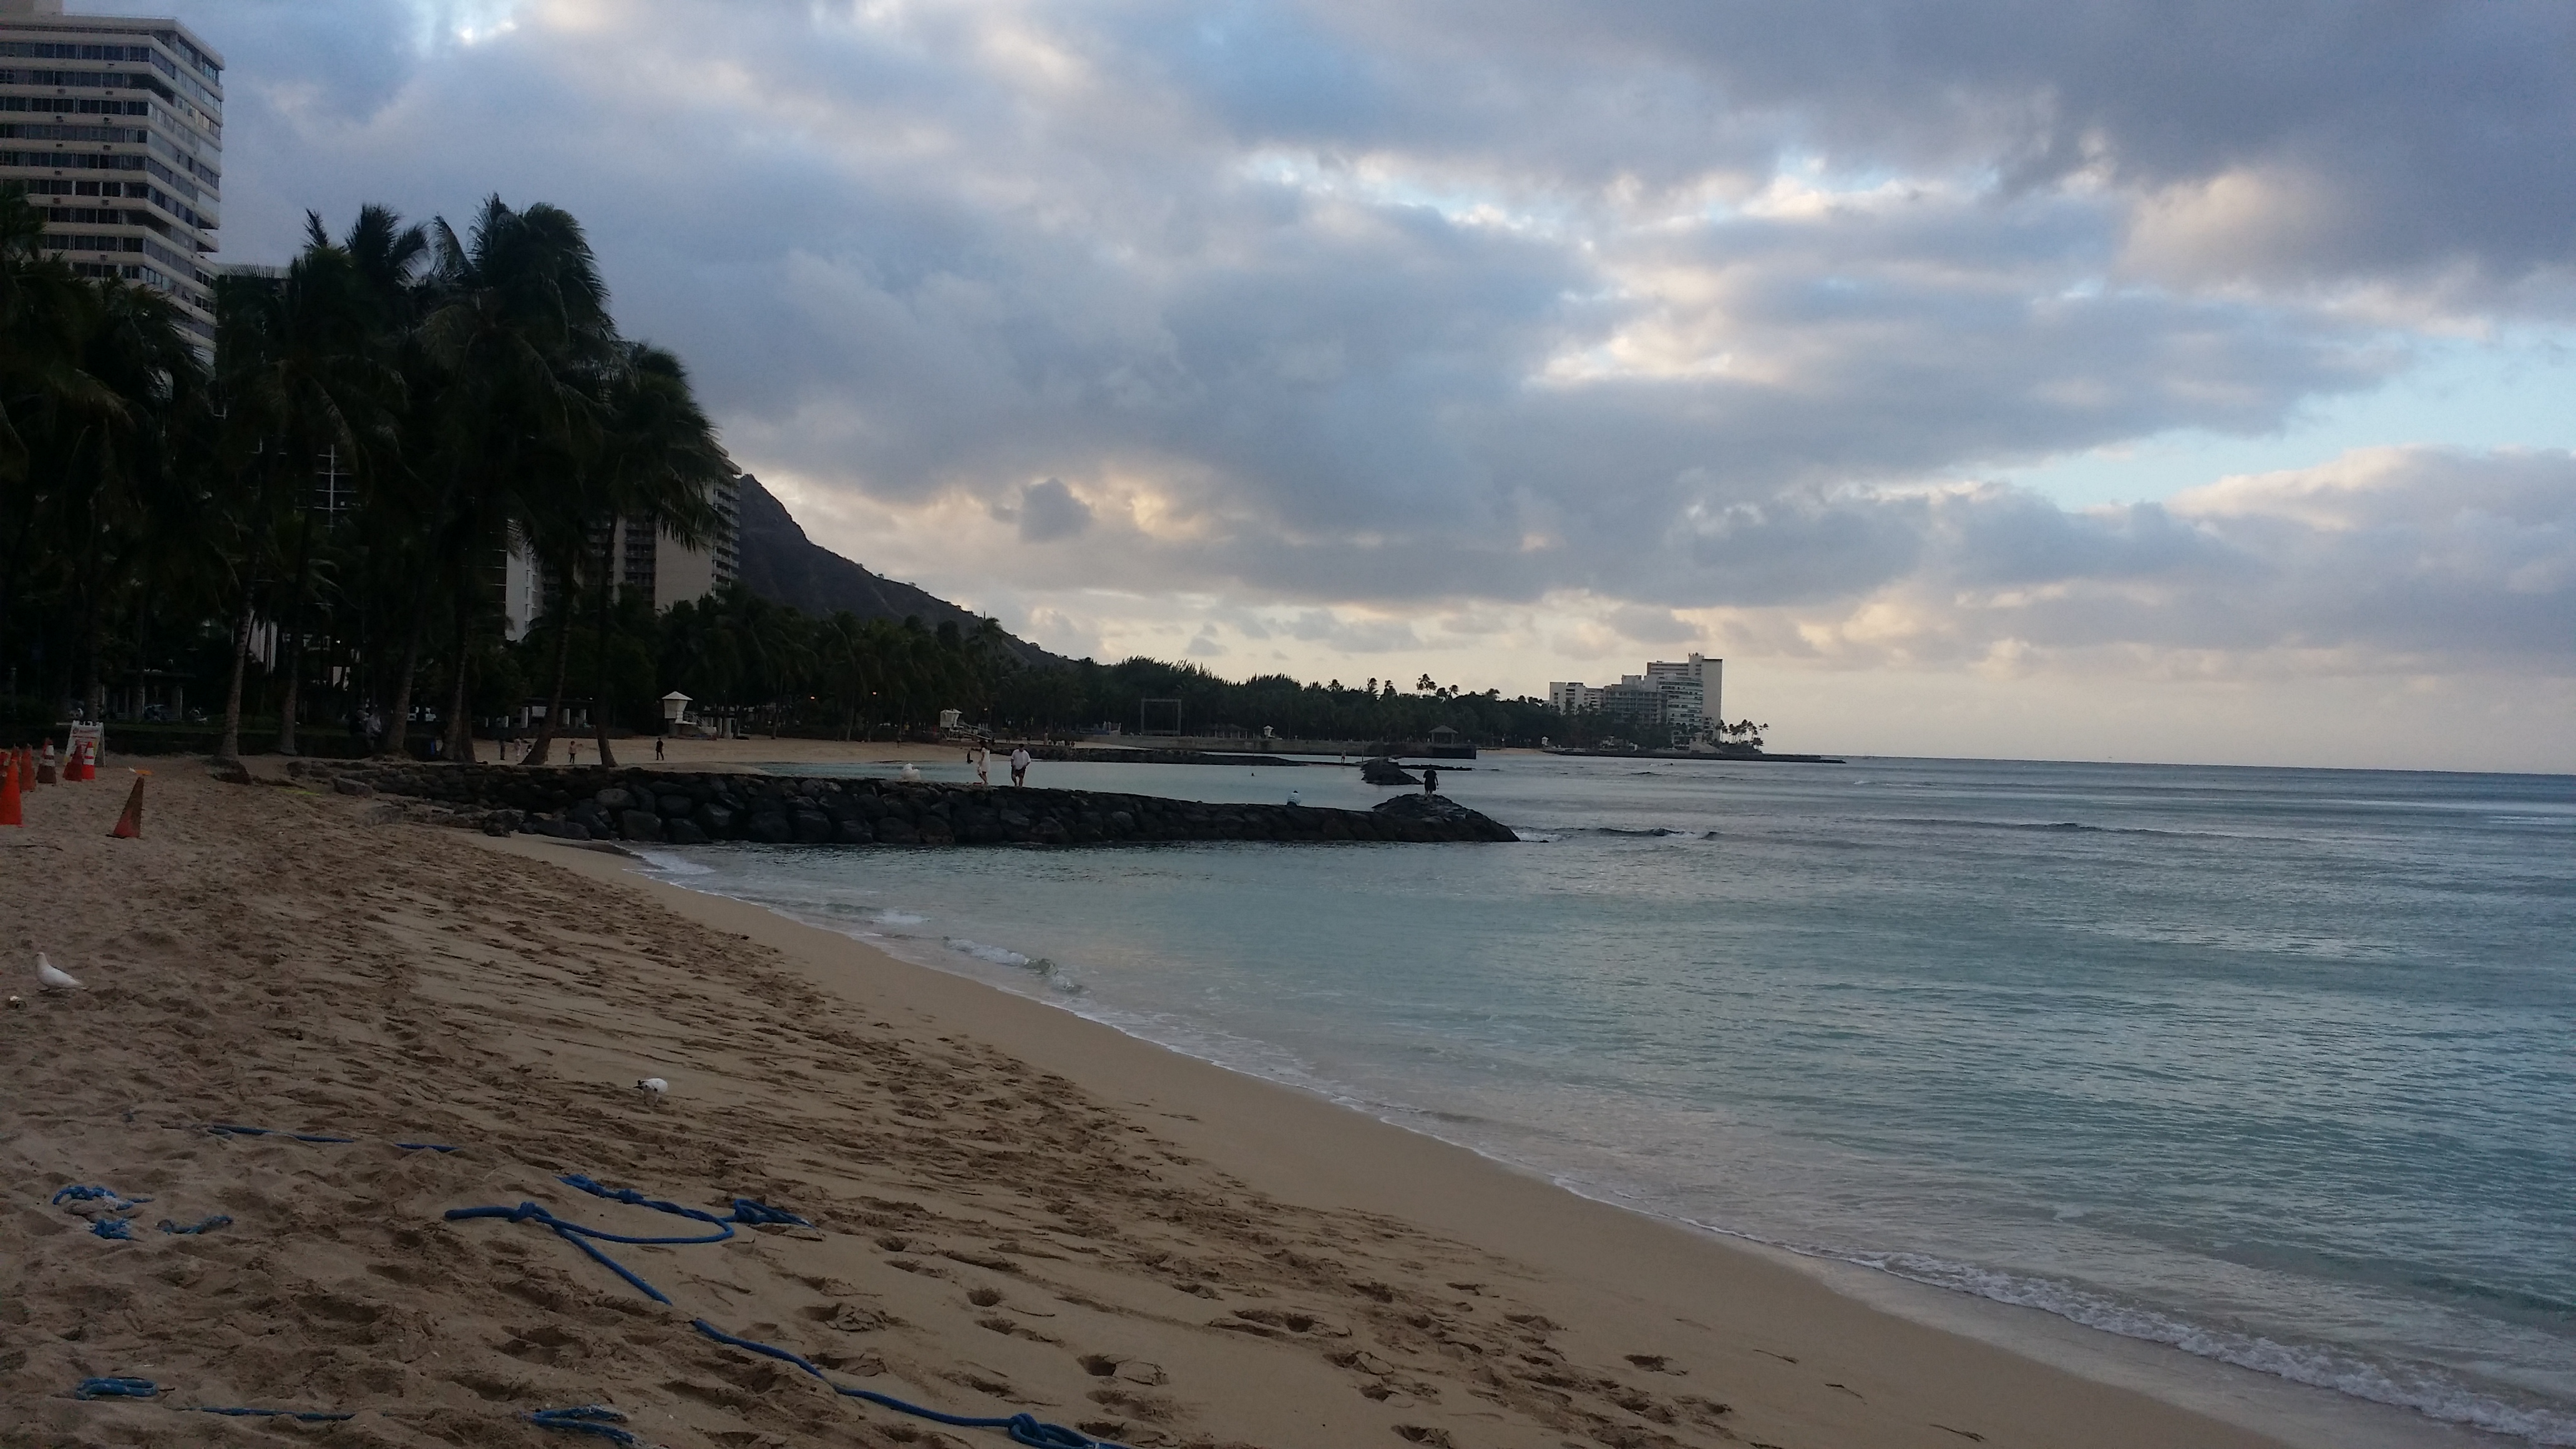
[53,1184,150,1210]
[70,1377,349,1419]
[447,1177,1130,1448]
[529,1405,640,1444]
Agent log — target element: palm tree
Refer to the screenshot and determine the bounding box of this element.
[574,341,729,767]
[0,188,98,654]
[210,218,409,759]
[414,196,617,763]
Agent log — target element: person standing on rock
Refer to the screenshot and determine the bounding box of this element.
[1010,745,1032,788]
[1422,764,1440,794]
[974,744,990,788]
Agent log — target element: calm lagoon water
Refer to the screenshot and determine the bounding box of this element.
[637,753,2576,1444]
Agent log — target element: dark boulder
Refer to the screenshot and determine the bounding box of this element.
[747,812,794,844]
[620,809,664,842]
[791,810,833,844]
[834,817,876,845]
[1372,792,1518,842]
[1359,756,1417,786]
[663,817,711,846]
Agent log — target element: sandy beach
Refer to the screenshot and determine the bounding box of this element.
[3,761,2368,1448]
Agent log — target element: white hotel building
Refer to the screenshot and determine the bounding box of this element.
[1,0,221,343]
[1550,652,1724,741]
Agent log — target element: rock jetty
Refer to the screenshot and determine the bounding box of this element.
[292,762,1520,846]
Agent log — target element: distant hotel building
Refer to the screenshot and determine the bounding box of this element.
[1550,653,1723,740]
[0,0,222,343]
[502,476,746,640]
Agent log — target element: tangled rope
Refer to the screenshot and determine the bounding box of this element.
[56,1183,226,1239]
[447,1177,1132,1449]
[53,1184,150,1211]
[69,1377,351,1421]
[529,1404,640,1444]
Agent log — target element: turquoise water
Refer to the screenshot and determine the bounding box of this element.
[639,755,2576,1443]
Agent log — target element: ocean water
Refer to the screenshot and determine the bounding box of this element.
[635,754,2576,1444]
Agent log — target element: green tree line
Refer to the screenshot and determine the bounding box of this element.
[4,183,1721,756]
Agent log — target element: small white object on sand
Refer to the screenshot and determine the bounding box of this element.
[36,952,81,990]
[636,1076,669,1100]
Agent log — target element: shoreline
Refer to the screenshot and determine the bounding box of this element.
[1,763,2497,1448]
[490,834,2486,1449]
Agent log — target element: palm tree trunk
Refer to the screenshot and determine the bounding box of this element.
[273,526,315,755]
[522,611,575,767]
[443,580,476,764]
[216,585,255,763]
[379,600,424,759]
[590,553,618,768]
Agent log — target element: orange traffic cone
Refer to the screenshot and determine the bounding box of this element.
[77,738,96,782]
[1,751,20,828]
[109,769,148,839]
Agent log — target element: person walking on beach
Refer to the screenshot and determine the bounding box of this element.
[1423,764,1440,795]
[973,744,990,788]
[1010,745,1032,787]
[654,736,665,762]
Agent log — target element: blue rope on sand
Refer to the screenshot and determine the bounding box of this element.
[447,1178,1131,1449]
[208,1123,458,1152]
[55,1183,225,1238]
[69,1377,350,1420]
[54,1184,152,1211]
[529,1405,640,1445]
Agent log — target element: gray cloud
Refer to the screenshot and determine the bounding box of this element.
[1002,479,1094,543]
[124,0,2576,718]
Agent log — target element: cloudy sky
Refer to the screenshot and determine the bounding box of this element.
[125,0,2576,769]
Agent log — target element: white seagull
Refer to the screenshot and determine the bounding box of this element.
[35,952,81,990]
[636,1076,669,1100]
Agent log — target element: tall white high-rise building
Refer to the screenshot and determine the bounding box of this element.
[500,477,745,641]
[1551,652,1724,741]
[1646,652,1723,736]
[0,0,222,343]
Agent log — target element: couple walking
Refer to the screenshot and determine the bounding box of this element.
[970,743,1034,788]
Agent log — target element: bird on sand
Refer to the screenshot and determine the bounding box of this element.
[636,1076,668,1100]
[36,952,80,990]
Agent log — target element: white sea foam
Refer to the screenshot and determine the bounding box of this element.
[631,850,715,876]
[1817,1250,2576,1445]
[944,937,1029,967]
[942,937,1086,993]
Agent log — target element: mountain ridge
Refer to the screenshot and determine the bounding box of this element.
[733,474,1070,668]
